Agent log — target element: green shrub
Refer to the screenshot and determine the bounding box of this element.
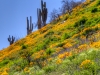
[91,7,98,13]
[0,59,9,68]
[63,15,69,21]
[50,36,60,42]
[35,70,45,75]
[43,65,55,73]
[82,27,98,36]
[74,17,87,27]
[80,70,92,75]
[84,28,93,35]
[85,17,100,27]
[46,48,55,55]
[56,42,65,47]
[21,44,28,49]
[37,43,46,50]
[61,33,70,41]
[13,58,28,70]
[96,0,100,6]
[44,30,54,37]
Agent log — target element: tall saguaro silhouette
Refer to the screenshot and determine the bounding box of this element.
[27,16,33,35]
[8,35,15,45]
[37,0,48,29]
[41,0,48,26]
[37,8,42,29]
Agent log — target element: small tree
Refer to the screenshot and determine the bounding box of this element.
[61,0,83,15]
[49,9,60,22]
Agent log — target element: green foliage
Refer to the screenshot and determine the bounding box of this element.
[0,59,9,68]
[62,15,69,21]
[74,16,87,27]
[50,20,58,25]
[83,28,93,36]
[43,65,55,73]
[96,0,100,6]
[61,33,70,41]
[21,44,28,49]
[79,70,92,75]
[35,70,45,75]
[86,17,100,27]
[34,43,46,51]
[1,0,100,74]
[56,42,65,47]
[34,38,50,52]
[46,48,55,55]
[82,27,98,36]
[91,7,98,13]
[12,58,28,70]
[44,30,54,38]
[50,36,60,42]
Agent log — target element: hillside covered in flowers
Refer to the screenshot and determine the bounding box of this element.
[0,0,100,75]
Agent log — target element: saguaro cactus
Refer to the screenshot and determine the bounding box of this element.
[41,0,48,26]
[27,16,33,35]
[37,8,42,29]
[8,35,15,45]
[37,0,48,29]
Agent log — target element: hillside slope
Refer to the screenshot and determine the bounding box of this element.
[0,0,100,75]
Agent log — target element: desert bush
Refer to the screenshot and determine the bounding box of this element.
[96,0,100,6]
[56,42,65,47]
[35,44,46,51]
[62,15,69,21]
[46,48,55,55]
[43,65,55,73]
[44,30,54,38]
[61,33,70,41]
[91,7,98,13]
[86,17,100,27]
[74,16,87,27]
[49,9,60,23]
[9,58,28,72]
[0,59,9,68]
[50,36,60,42]
[21,44,28,49]
[82,27,98,36]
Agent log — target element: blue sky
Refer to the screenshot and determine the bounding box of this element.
[0,0,81,50]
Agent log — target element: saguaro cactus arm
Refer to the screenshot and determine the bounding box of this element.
[37,8,42,29]
[41,0,48,26]
[27,16,33,35]
[8,35,15,45]
[37,0,48,29]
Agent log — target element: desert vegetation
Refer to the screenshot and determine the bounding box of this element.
[0,0,100,75]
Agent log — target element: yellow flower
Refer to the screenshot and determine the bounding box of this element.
[24,67,30,73]
[1,71,8,75]
[30,62,34,66]
[56,59,62,64]
[90,41,100,48]
[47,58,52,62]
[58,52,72,59]
[4,68,9,72]
[65,52,72,57]
[80,59,93,69]
[63,43,72,48]
[58,54,65,59]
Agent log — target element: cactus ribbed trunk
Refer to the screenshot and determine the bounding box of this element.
[27,16,33,35]
[8,35,15,45]
[41,0,47,26]
[37,0,48,29]
[37,8,42,29]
